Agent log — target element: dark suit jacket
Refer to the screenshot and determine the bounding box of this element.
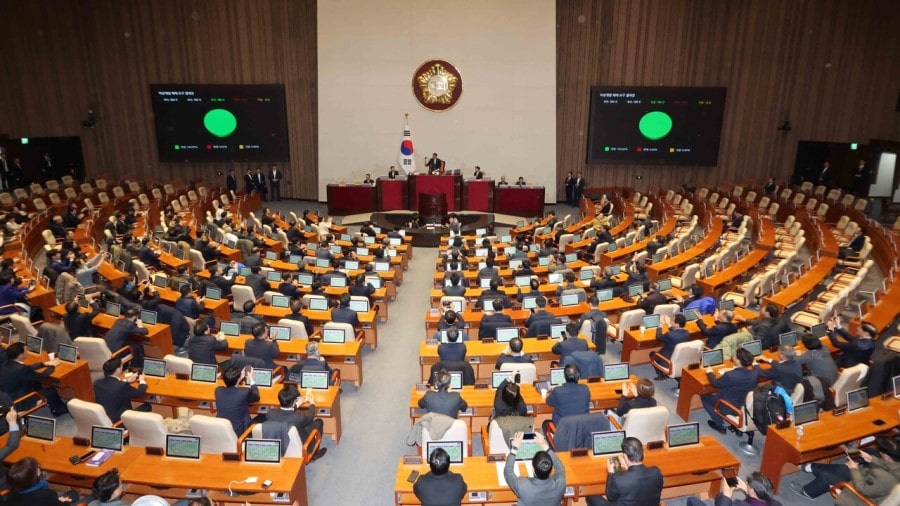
[244,173,254,193]
[187,333,227,365]
[604,463,664,506]
[413,470,467,506]
[478,313,514,339]
[495,354,533,370]
[215,384,260,434]
[0,427,21,489]
[283,312,314,336]
[331,306,360,327]
[707,366,759,407]
[475,290,511,309]
[442,285,467,297]
[266,406,317,440]
[546,382,590,424]
[64,305,100,338]
[93,376,148,422]
[0,361,55,404]
[418,390,468,418]
[552,337,589,361]
[656,327,691,359]
[244,274,269,298]
[758,358,803,392]
[438,343,467,362]
[525,310,557,329]
[697,320,738,349]
[244,339,280,368]
[226,174,238,192]
[638,292,667,314]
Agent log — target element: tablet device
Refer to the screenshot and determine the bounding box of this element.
[515,276,531,287]
[288,255,302,264]
[603,363,630,382]
[565,253,578,263]
[591,430,625,456]
[495,327,518,343]
[251,368,273,388]
[153,275,168,289]
[522,297,538,310]
[701,349,724,368]
[315,259,330,268]
[425,441,463,464]
[205,287,221,300]
[356,247,370,256]
[239,267,251,277]
[244,439,282,464]
[24,415,55,442]
[269,325,291,341]
[271,295,290,308]
[667,422,700,448]
[641,315,660,329]
[717,299,735,311]
[140,310,158,326]
[265,251,278,261]
[448,371,463,390]
[742,339,762,357]
[106,302,121,317]
[220,321,241,337]
[508,259,523,270]
[779,331,798,347]
[266,271,282,282]
[510,434,542,460]
[628,284,643,297]
[91,426,125,451]
[299,370,329,390]
[658,278,673,291]
[175,249,187,261]
[793,401,819,426]
[190,363,218,383]
[306,297,327,311]
[550,324,567,339]
[847,388,869,413]
[683,308,701,322]
[547,273,562,284]
[810,323,827,339]
[549,367,566,386]
[143,358,167,378]
[492,371,515,389]
[560,294,579,306]
[597,289,613,302]
[166,434,201,460]
[610,265,621,275]
[322,328,346,344]
[479,278,492,289]
[25,335,42,355]
[349,299,370,313]
[538,257,551,267]
[329,277,347,288]
[374,262,390,272]
[57,343,78,364]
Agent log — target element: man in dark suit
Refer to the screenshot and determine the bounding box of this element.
[827,318,875,368]
[254,167,267,201]
[387,165,400,179]
[63,297,100,338]
[226,169,238,193]
[243,168,254,194]
[414,447,467,506]
[495,337,534,370]
[475,278,511,309]
[839,229,866,259]
[266,384,327,461]
[473,166,484,180]
[651,314,691,378]
[696,309,737,349]
[564,171,575,206]
[331,293,360,327]
[243,266,269,299]
[348,274,376,301]
[215,365,261,434]
[437,327,466,362]
[763,177,777,195]
[418,370,468,418]
[442,272,467,297]
[587,437,663,506]
[268,164,282,201]
[426,153,443,174]
[137,238,163,270]
[244,322,280,369]
[289,341,333,380]
[757,345,803,392]
[174,284,204,320]
[851,159,870,195]
[478,306,514,340]
[574,172,586,205]
[0,342,61,412]
[0,408,22,489]
[93,357,150,423]
[739,303,791,349]
[576,296,609,353]
[187,321,227,365]
[105,308,148,367]
[816,162,832,184]
[283,299,314,337]
[545,364,590,427]
[551,323,589,362]
[637,282,667,314]
[703,348,759,434]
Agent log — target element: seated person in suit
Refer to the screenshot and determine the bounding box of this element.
[104,308,148,368]
[283,299,314,337]
[475,278,512,309]
[516,277,542,304]
[233,300,266,335]
[437,310,466,331]
[515,259,535,277]
[737,303,790,349]
[496,337,533,370]
[650,314,690,378]
[64,296,101,338]
[478,303,514,340]
[187,321,227,365]
[497,176,509,186]
[678,284,717,316]
[5,456,80,504]
[332,293,361,327]
[477,259,499,280]
[418,370,468,419]
[93,357,151,423]
[790,436,900,502]
[551,322,589,361]
[756,345,803,392]
[543,364,590,433]
[827,316,875,369]
[349,274,376,301]
[505,432,566,504]
[586,437,663,506]
[442,272,467,297]
[514,177,527,186]
[492,379,527,418]
[266,384,328,461]
[555,271,581,296]
[289,341,333,383]
[278,273,303,299]
[525,296,559,329]
[438,327,467,362]
[703,348,759,434]
[838,228,866,259]
[244,322,280,369]
[688,471,779,506]
[215,364,261,435]
[590,267,620,291]
[610,378,657,421]
[414,447,468,506]
[362,173,375,185]
[636,282,667,314]
[795,333,839,384]
[697,309,737,349]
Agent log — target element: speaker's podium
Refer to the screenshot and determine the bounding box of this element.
[376,177,408,211]
[409,173,462,218]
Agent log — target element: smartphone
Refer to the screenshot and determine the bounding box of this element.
[407,470,419,483]
[610,456,622,473]
[725,476,739,487]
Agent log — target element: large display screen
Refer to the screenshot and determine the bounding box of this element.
[587,86,727,165]
[150,84,289,162]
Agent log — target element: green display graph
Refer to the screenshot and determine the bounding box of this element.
[639,111,673,140]
[203,109,237,137]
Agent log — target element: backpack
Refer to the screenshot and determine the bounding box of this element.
[750,384,787,435]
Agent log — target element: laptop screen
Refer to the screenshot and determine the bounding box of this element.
[547,273,562,284]
[597,289,613,302]
[363,236,376,245]
[508,259,523,270]
[143,358,167,378]
[560,294,579,306]
[538,257,551,267]
[269,326,291,341]
[591,430,625,456]
[847,388,869,412]
[271,295,290,308]
[475,248,488,258]
[658,278,673,291]
[140,310,157,326]
[266,271,282,282]
[366,276,383,289]
[322,328,346,344]
[779,332,798,347]
[220,321,241,337]
[296,273,314,286]
[492,370,515,388]
[92,426,125,451]
[628,284,643,297]
[349,299,369,313]
[425,441,463,464]
[26,336,42,355]
[25,415,55,442]
[251,368,273,388]
[166,434,201,459]
[153,275,168,289]
[742,340,762,357]
[309,298,329,311]
[579,269,594,280]
[205,287,221,300]
[549,367,565,386]
[357,247,370,255]
[522,297,538,310]
[550,324,567,339]
[106,302,121,317]
[565,253,578,263]
[505,247,517,257]
[289,255,302,264]
[667,422,700,448]
[374,262,389,272]
[495,327,518,343]
[479,278,492,289]
[500,235,512,243]
[641,315,660,329]
[190,364,218,383]
[57,343,77,363]
[810,323,827,338]
[604,363,630,382]
[315,259,330,268]
[443,300,463,313]
[476,228,487,236]
[265,251,278,261]
[244,439,282,464]
[701,349,724,367]
[300,370,329,389]
[344,260,359,271]
[793,401,819,426]
[609,265,621,275]
[239,267,251,277]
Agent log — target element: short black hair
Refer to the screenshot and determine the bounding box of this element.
[277,384,299,408]
[673,314,687,327]
[180,284,191,297]
[745,472,775,501]
[251,322,267,339]
[428,447,451,475]
[243,300,256,313]
[734,348,753,367]
[222,365,242,387]
[92,468,121,502]
[5,342,25,361]
[532,451,553,479]
[621,437,644,463]
[194,321,209,336]
[509,337,523,353]
[103,358,122,377]
[340,293,351,307]
[564,364,580,383]
[446,327,460,342]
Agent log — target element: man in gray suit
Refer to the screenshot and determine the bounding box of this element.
[417,370,468,418]
[505,431,566,505]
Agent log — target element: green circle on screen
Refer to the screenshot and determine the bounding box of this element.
[639,111,673,141]
[204,109,237,137]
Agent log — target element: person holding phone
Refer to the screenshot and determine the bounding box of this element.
[214,364,260,435]
[586,436,663,505]
[790,437,900,501]
[687,472,778,505]
[505,431,565,505]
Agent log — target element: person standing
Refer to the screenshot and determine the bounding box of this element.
[574,172,586,206]
[254,167,267,202]
[564,171,575,206]
[388,165,400,179]
[426,153,443,174]
[243,168,254,194]
[474,166,484,180]
[852,159,870,196]
[0,153,10,191]
[816,162,832,185]
[269,164,282,201]
[226,169,238,194]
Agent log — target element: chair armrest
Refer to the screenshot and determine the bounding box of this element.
[13,392,47,418]
[272,365,286,383]
[329,369,342,387]
[830,483,876,506]
[111,346,134,365]
[713,398,743,428]
[237,423,256,452]
[608,414,623,430]
[480,425,490,456]
[650,354,673,376]
[354,330,365,342]
[303,428,322,465]
[545,421,557,451]
[0,305,22,314]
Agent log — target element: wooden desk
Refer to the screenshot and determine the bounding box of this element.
[647,214,723,282]
[761,257,838,313]
[760,397,898,493]
[156,286,231,321]
[50,304,176,358]
[423,304,593,334]
[255,305,379,351]
[23,351,94,402]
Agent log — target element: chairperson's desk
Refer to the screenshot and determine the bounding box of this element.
[142,373,343,443]
[49,304,176,358]
[393,436,739,504]
[761,397,898,493]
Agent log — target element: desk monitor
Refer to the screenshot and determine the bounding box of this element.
[344,260,359,270]
[106,302,121,317]
[475,248,488,258]
[604,363,630,382]
[153,275,168,289]
[522,297,538,310]
[25,335,42,355]
[448,371,463,390]
[239,267,252,277]
[389,237,402,246]
[0,325,11,343]
[483,299,498,312]
[296,273,314,286]
[652,253,664,264]
[508,259,523,270]
[266,271,282,283]
[439,330,452,344]
[349,299,369,313]
[717,299,735,311]
[322,328,346,344]
[610,265,621,275]
[742,340,762,357]
[265,251,278,261]
[500,235,512,243]
[308,298,329,311]
[607,243,617,252]
[704,264,715,278]
[641,315,660,329]
[115,260,127,272]
[251,368,274,388]
[496,327,518,343]
[573,234,583,243]
[143,358,167,378]
[225,239,237,249]
[190,363,218,383]
[476,228,487,237]
[894,375,900,399]
[658,278,673,291]
[479,278,492,289]
[25,415,55,442]
[529,244,540,253]
[140,310,158,326]
[357,247,370,256]
[425,441,463,464]
[549,367,565,386]
[374,262,390,272]
[444,300,463,313]
[793,401,819,426]
[701,349,724,368]
[220,321,241,337]
[175,249,187,261]
[504,247,517,257]
[244,439,282,464]
[515,275,531,287]
[387,249,398,259]
[811,323,827,339]
[288,254,302,265]
[315,259,330,268]
[300,370,329,390]
[779,331,798,347]
[683,308,701,322]
[591,430,626,456]
[565,253,578,263]
[560,294,579,306]
[516,220,525,228]
[332,244,345,253]
[538,257,551,267]
[57,343,77,364]
[847,388,869,413]
[166,434,201,460]
[91,426,125,451]
[271,295,290,309]
[329,277,347,288]
[547,273,563,284]
[366,276,383,289]
[550,324,567,339]
[624,237,633,247]
[628,284,644,297]
[269,326,291,342]
[597,289,613,302]
[510,435,543,461]
[667,422,700,448]
[205,287,221,301]
[492,370,515,389]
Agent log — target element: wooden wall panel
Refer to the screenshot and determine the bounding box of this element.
[0,0,319,199]
[557,0,900,199]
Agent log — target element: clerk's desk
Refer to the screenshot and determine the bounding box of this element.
[253,304,380,351]
[417,334,596,381]
[18,349,94,402]
[620,307,759,364]
[49,304,176,358]
[394,436,739,505]
[1,435,309,505]
[222,333,364,387]
[140,372,344,443]
[409,380,627,436]
[761,396,898,493]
